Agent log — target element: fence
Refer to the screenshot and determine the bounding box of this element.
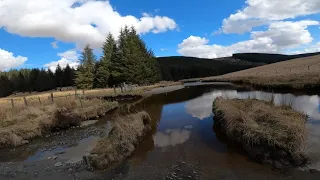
[3,83,136,109]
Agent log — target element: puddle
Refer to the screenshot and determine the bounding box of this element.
[25,136,99,164]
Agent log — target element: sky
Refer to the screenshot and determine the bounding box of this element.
[0,0,320,71]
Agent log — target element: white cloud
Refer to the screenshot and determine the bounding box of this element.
[222,0,320,34]
[51,41,58,49]
[178,20,319,58]
[289,42,320,54]
[44,49,79,72]
[0,48,27,71]
[0,0,177,49]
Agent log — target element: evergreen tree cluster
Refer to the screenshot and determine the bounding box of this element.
[0,65,75,97]
[76,26,159,89]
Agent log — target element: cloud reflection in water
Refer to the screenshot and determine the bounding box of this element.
[153,129,191,148]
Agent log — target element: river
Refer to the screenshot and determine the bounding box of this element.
[0,83,320,179]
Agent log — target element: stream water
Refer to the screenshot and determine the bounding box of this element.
[1,83,320,179]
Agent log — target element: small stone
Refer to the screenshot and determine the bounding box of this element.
[52,156,58,160]
[310,169,317,173]
[184,125,193,129]
[55,162,63,167]
[68,168,73,171]
[47,157,52,160]
[21,140,29,144]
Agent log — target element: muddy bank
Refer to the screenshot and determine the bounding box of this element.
[213,98,308,169]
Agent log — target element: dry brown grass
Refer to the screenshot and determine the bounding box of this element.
[213,98,308,166]
[203,55,320,89]
[88,111,151,169]
[0,81,180,108]
[0,98,118,149]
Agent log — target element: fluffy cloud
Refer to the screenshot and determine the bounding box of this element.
[222,0,320,34]
[0,48,27,71]
[179,20,318,58]
[44,50,79,72]
[0,0,177,48]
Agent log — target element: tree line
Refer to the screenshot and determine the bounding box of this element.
[0,65,76,97]
[0,26,160,97]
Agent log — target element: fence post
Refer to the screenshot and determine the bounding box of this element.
[23,97,28,107]
[82,89,85,95]
[11,98,14,108]
[308,65,310,70]
[50,93,54,103]
[38,97,42,105]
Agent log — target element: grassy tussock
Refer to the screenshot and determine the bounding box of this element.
[213,98,308,165]
[89,111,151,169]
[0,98,118,148]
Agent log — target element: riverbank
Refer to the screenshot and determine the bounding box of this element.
[213,98,308,169]
[0,98,118,149]
[88,111,152,169]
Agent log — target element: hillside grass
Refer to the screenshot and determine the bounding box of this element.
[213,98,308,166]
[0,97,118,149]
[88,111,152,169]
[203,55,320,89]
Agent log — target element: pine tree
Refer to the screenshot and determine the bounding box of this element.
[94,33,115,88]
[55,64,63,89]
[63,64,75,87]
[75,45,96,89]
[0,75,13,97]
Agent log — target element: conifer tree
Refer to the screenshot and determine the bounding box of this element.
[75,45,96,89]
[94,33,116,88]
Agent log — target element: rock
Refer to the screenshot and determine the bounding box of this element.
[55,162,63,167]
[52,156,58,160]
[184,125,193,129]
[80,120,99,128]
[21,140,29,144]
[47,157,52,160]
[310,169,317,173]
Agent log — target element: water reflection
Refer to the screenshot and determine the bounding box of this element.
[153,129,191,148]
[185,90,320,121]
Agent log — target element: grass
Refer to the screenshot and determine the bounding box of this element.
[88,111,152,169]
[213,98,308,166]
[201,55,320,89]
[0,97,118,149]
[0,81,181,108]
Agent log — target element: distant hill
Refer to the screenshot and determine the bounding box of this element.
[233,52,320,64]
[157,52,320,81]
[156,56,260,81]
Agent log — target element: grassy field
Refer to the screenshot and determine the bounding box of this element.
[0,81,181,109]
[88,111,151,169]
[213,98,308,167]
[202,55,320,89]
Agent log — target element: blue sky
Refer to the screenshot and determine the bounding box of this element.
[0,0,319,71]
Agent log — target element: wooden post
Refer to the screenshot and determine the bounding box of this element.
[82,89,85,95]
[308,65,310,70]
[38,97,42,105]
[50,93,54,103]
[11,98,14,108]
[23,97,28,107]
[113,85,116,94]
